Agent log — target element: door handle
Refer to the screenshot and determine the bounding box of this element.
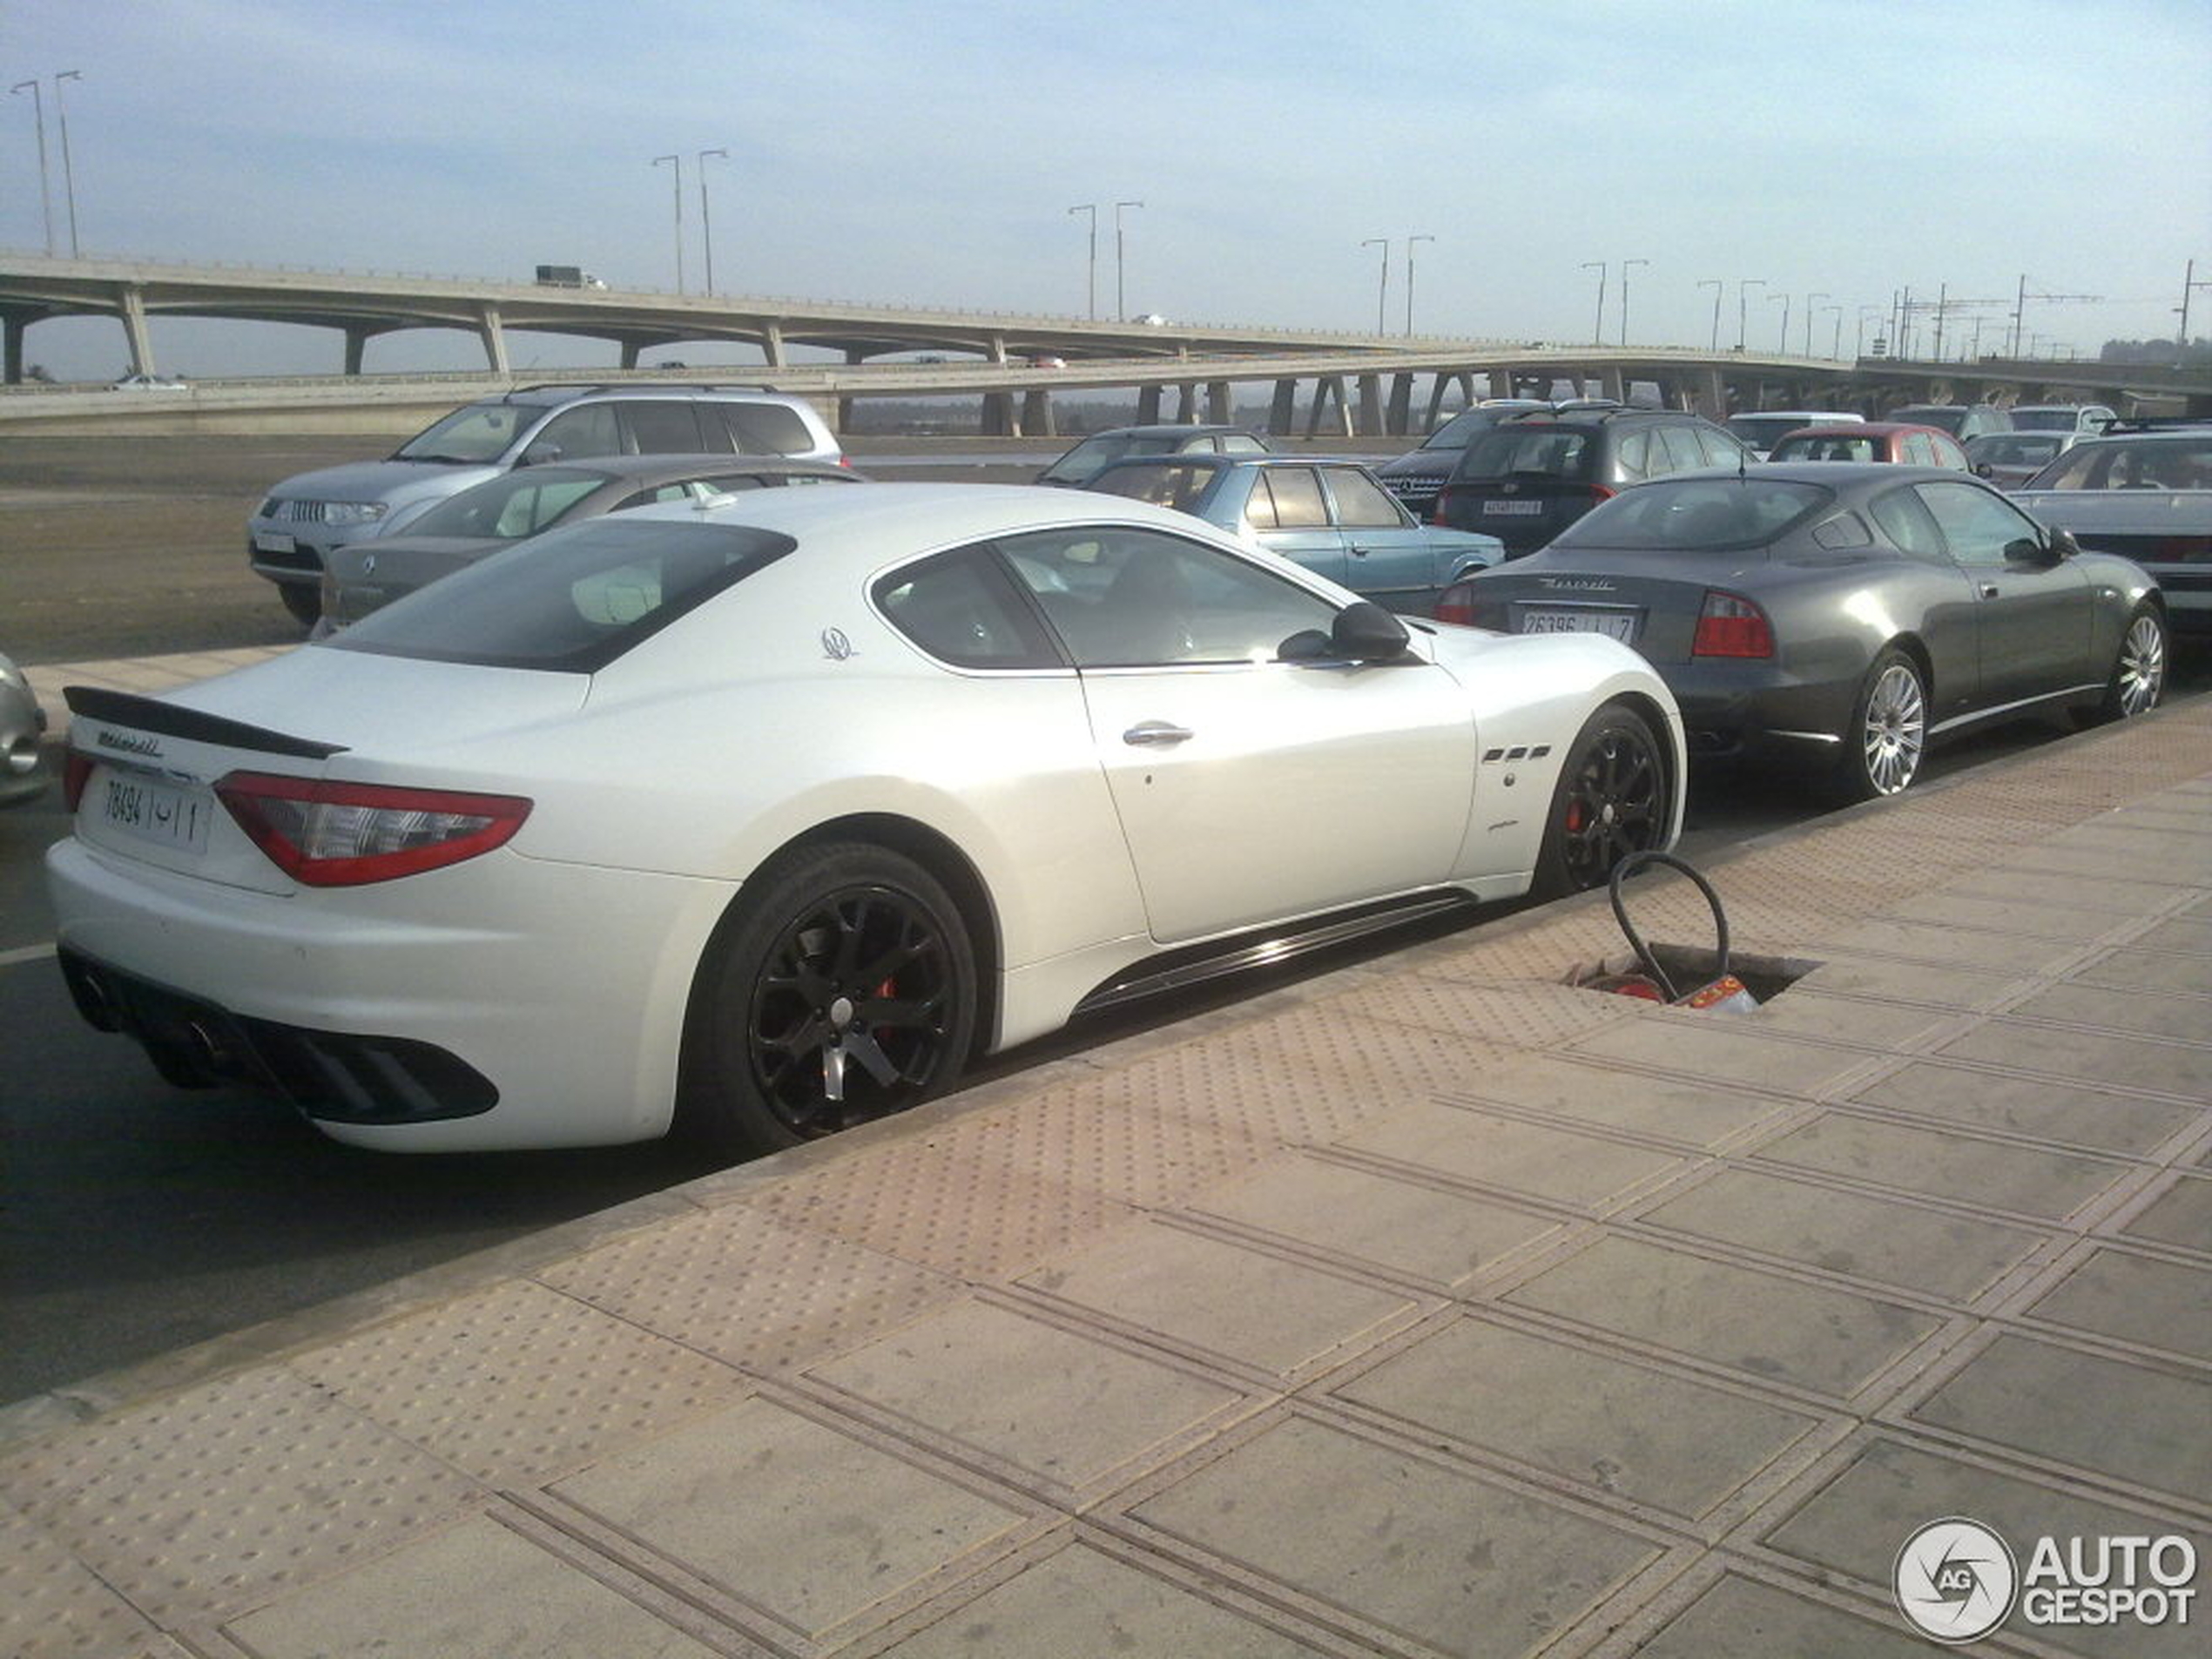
[1123,721,1194,747]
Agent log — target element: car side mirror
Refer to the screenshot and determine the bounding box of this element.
[1278,603,1413,665]
[518,442,561,468]
[2048,527,2081,560]
[1973,462,1994,479]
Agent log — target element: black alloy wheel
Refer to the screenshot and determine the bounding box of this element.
[684,843,975,1157]
[1534,701,1669,898]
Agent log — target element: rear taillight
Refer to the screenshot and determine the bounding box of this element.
[215,772,532,886]
[1584,484,1616,503]
[1432,487,1455,525]
[63,749,92,811]
[1433,583,1479,626]
[1692,590,1775,658]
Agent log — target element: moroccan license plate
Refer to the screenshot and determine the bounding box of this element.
[253,530,296,554]
[1520,607,1636,643]
[98,772,213,855]
[1481,500,1545,516]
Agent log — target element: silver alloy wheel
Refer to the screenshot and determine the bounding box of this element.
[1861,660,1925,794]
[2114,612,2165,717]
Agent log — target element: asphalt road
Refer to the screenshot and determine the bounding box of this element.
[2,434,2204,1406]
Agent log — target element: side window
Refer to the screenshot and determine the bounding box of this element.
[1932,435,1970,470]
[1696,426,1748,468]
[528,403,622,462]
[1654,424,1709,474]
[1614,428,1651,482]
[1319,467,1404,529]
[1914,481,2043,568]
[621,401,705,455]
[1220,434,1267,455]
[717,402,813,455]
[1868,486,1946,558]
[1903,433,1935,466]
[492,475,604,535]
[1244,473,1280,529]
[995,526,1339,668]
[873,545,1062,671]
[1261,468,1329,528]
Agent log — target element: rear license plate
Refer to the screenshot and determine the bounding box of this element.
[1521,607,1637,643]
[253,530,296,554]
[98,772,213,855]
[1482,500,1545,516]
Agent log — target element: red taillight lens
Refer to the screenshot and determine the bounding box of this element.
[1432,488,1454,525]
[214,772,532,886]
[63,749,93,811]
[1433,583,1479,626]
[1586,484,1616,502]
[1692,590,1775,658]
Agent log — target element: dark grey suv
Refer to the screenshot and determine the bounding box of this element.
[1433,408,1753,556]
[248,383,844,624]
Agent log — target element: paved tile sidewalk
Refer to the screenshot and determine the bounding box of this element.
[1,701,2205,1657]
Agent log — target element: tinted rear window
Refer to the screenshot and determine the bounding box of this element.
[408,469,604,538]
[324,518,795,672]
[1551,476,1833,550]
[1453,425,1594,482]
[2027,438,2212,491]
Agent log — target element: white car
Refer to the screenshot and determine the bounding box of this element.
[49,486,1684,1156]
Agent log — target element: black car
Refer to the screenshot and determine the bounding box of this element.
[1371,400,1552,516]
[1432,408,1753,556]
[1435,464,2166,800]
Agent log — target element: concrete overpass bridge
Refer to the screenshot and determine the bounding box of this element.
[3,253,2204,436]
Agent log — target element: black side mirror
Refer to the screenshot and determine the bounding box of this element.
[2048,527,2081,560]
[1332,600,1413,661]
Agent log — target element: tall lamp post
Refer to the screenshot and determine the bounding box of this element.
[10,78,51,255]
[1770,292,1791,353]
[1581,261,1607,346]
[1858,304,1885,358]
[1698,278,1723,351]
[695,148,728,294]
[1737,279,1765,350]
[53,71,83,257]
[1068,204,1097,320]
[1112,200,1142,321]
[1619,258,1649,346]
[1405,234,1433,336]
[1362,238,1391,334]
[1822,304,1844,360]
[1804,290,1828,356]
[651,154,684,293]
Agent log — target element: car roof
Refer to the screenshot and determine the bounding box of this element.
[526,453,854,483]
[1089,453,1364,473]
[621,480,1245,551]
[1071,423,1260,440]
[1777,422,1946,438]
[1736,462,1991,487]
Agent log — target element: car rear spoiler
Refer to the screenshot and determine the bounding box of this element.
[63,687,347,759]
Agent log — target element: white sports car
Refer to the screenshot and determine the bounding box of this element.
[48,485,1684,1155]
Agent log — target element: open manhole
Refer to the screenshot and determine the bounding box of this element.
[1562,851,1822,1010]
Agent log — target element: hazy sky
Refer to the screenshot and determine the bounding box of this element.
[3,0,2208,376]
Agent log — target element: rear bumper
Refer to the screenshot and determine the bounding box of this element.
[1662,661,1861,763]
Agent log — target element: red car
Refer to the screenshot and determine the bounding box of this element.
[1767,422,1971,469]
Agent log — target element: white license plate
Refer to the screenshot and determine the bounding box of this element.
[1521,607,1636,643]
[253,530,296,554]
[98,772,214,855]
[1482,500,1545,516]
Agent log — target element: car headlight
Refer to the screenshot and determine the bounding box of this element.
[320,501,389,527]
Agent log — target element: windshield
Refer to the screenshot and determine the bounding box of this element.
[1966,435,2062,468]
[1770,433,1884,462]
[1453,424,1593,482]
[1892,407,1967,435]
[405,469,606,539]
[394,401,536,463]
[2026,437,2212,491]
[1726,415,1823,449]
[2009,410,2082,432]
[325,518,795,671]
[1086,462,1216,511]
[1552,476,1833,550]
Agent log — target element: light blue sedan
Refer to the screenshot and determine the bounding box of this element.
[1081,453,1503,614]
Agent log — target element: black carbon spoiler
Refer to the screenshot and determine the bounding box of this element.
[64,686,347,761]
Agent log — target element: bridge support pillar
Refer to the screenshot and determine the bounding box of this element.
[986,333,1010,366]
[1021,388,1055,437]
[759,322,786,368]
[1425,372,1475,429]
[1136,384,1163,423]
[618,339,642,370]
[118,285,156,375]
[1269,379,1297,434]
[1305,376,1354,437]
[981,391,1017,436]
[1598,368,1626,403]
[3,310,26,383]
[1174,383,1197,423]
[475,302,509,374]
[1207,381,1231,424]
[342,325,372,376]
[1356,374,1384,435]
[1386,374,1414,435]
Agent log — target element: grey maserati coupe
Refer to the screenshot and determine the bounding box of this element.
[1435,463,2166,800]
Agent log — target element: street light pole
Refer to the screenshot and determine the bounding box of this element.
[1737,279,1765,350]
[1406,234,1433,336]
[1771,292,1791,353]
[1112,200,1142,322]
[53,71,82,258]
[1362,239,1391,334]
[695,148,728,295]
[1823,304,1844,360]
[1068,204,1097,320]
[10,79,52,256]
[1581,261,1607,346]
[1620,258,1649,347]
[651,154,684,293]
[1804,291,1828,356]
[1698,279,1723,351]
